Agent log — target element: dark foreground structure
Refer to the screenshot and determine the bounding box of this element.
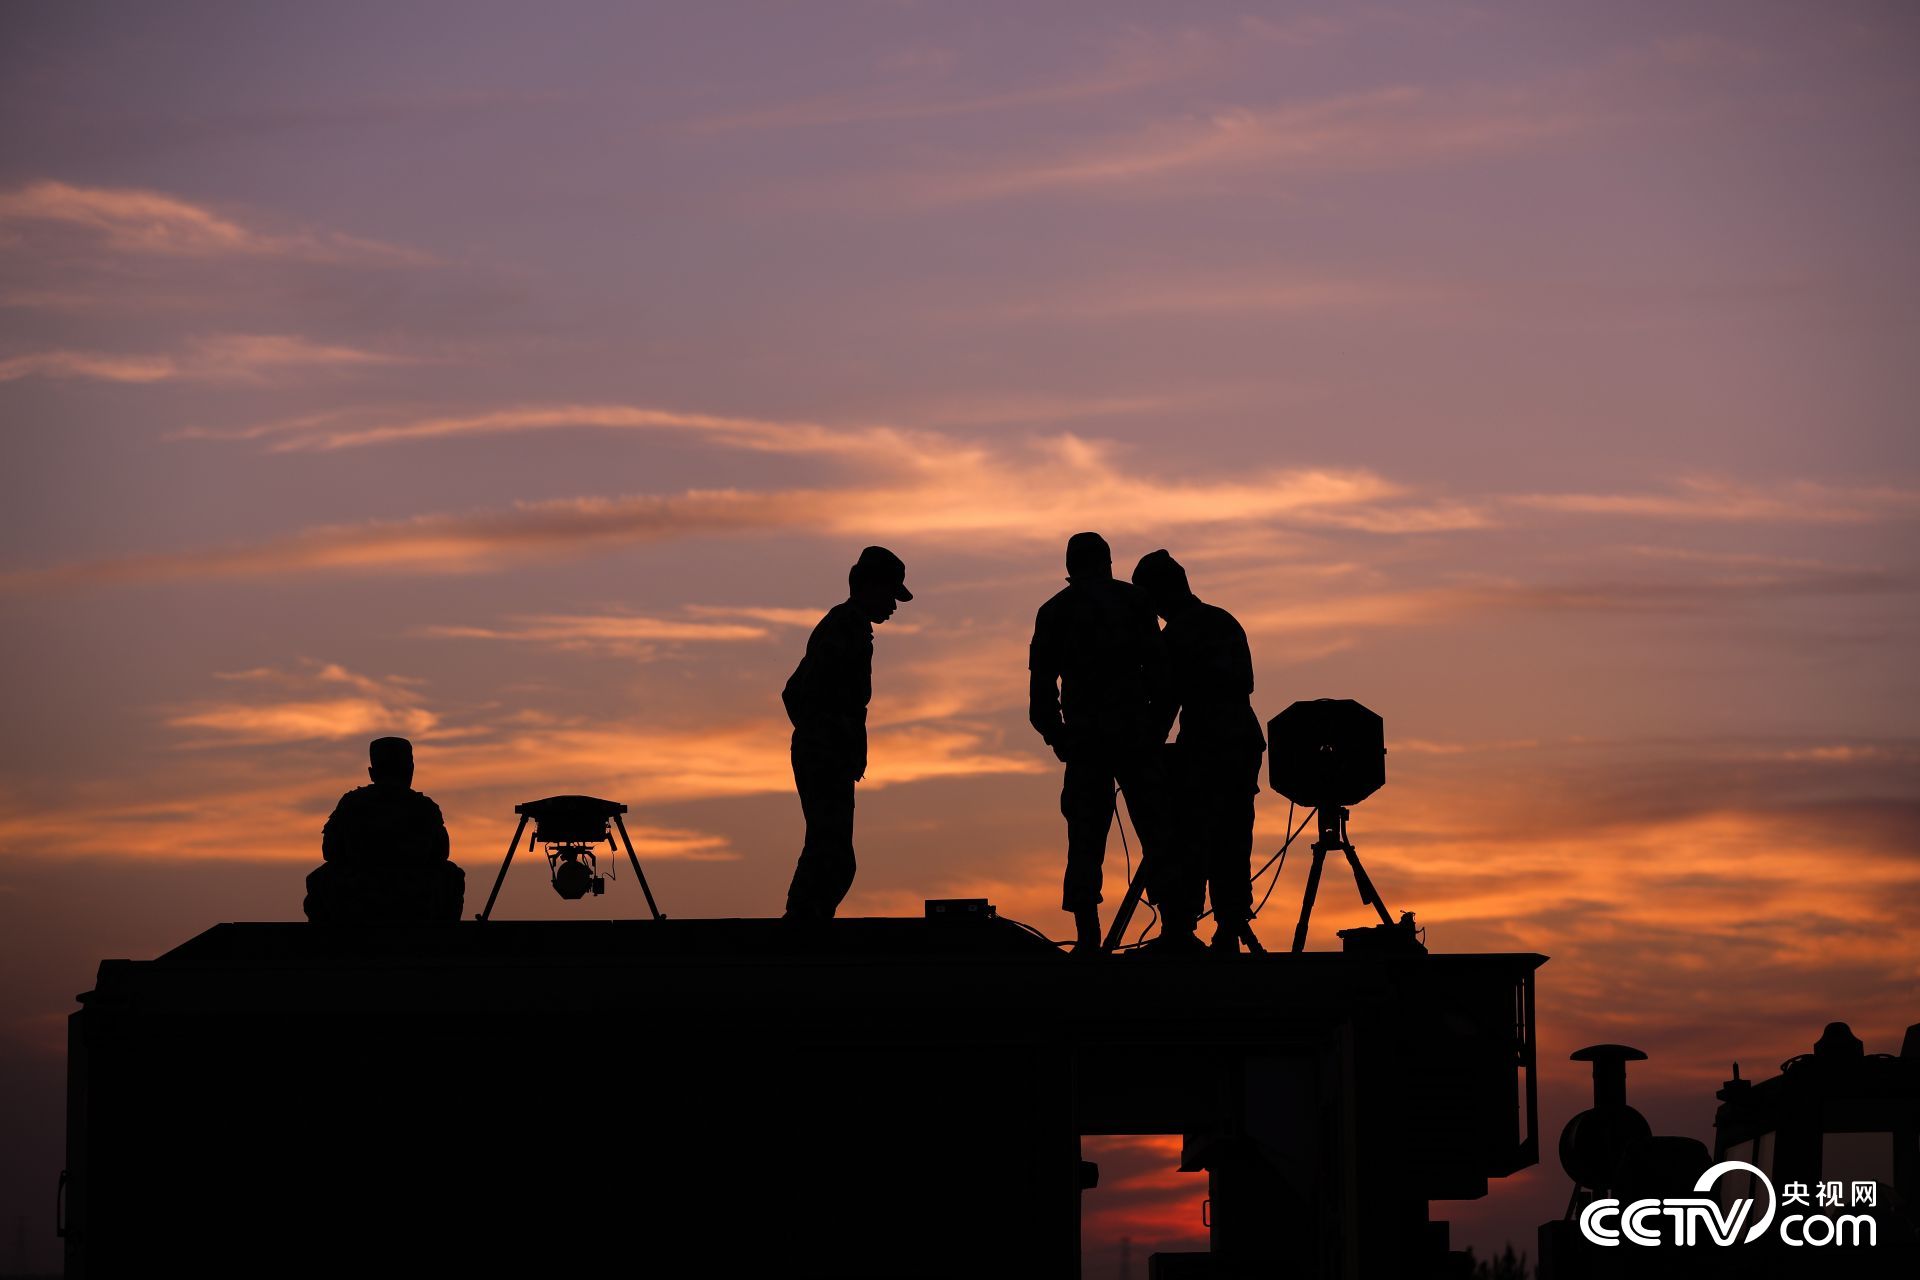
[63,914,1541,1278]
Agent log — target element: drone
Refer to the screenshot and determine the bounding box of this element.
[475,794,664,922]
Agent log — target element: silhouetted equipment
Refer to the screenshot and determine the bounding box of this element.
[1337,914,1426,955]
[1557,1045,1653,1195]
[1709,1020,1919,1268]
[924,897,996,921]
[1265,699,1400,952]
[1098,790,1176,956]
[66,918,1544,1277]
[1542,1023,1919,1277]
[1267,697,1385,808]
[476,795,663,921]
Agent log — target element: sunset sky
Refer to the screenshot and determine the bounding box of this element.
[2,1,1917,1271]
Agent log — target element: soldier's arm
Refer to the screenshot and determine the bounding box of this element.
[1231,615,1255,697]
[320,793,352,862]
[781,655,807,727]
[783,619,831,727]
[1141,602,1176,742]
[425,797,451,862]
[1027,610,1064,745]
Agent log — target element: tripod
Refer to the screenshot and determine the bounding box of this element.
[1098,783,1268,955]
[1290,805,1392,952]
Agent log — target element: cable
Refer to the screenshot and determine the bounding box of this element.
[1007,916,1071,950]
[1110,789,1315,942]
[1249,803,1314,922]
[1250,802,1313,884]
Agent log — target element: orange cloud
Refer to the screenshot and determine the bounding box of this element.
[1005,273,1422,320]
[683,15,1337,134]
[167,699,439,746]
[0,490,810,589]
[685,605,835,630]
[187,333,413,378]
[875,81,1586,205]
[12,409,1487,589]
[166,661,438,746]
[0,333,408,385]
[177,402,845,453]
[1508,477,1920,524]
[0,180,429,263]
[0,350,177,383]
[419,613,774,654]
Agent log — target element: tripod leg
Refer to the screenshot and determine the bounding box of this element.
[1291,845,1329,953]
[612,815,664,920]
[478,815,529,922]
[1344,845,1394,926]
[1101,869,1146,953]
[1100,782,1155,953]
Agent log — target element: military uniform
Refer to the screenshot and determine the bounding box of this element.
[1029,577,1171,913]
[1157,598,1265,931]
[782,599,874,918]
[305,782,464,922]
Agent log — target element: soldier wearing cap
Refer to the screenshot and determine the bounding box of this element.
[304,736,465,923]
[782,546,913,919]
[1029,532,1178,953]
[1131,550,1267,953]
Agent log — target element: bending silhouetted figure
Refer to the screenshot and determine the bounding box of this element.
[1132,550,1266,953]
[304,736,464,923]
[782,546,913,919]
[1029,532,1178,953]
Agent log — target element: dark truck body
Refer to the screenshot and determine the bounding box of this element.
[64,917,1541,1277]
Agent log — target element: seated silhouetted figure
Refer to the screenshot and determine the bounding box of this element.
[304,736,464,923]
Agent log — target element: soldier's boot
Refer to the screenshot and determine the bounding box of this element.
[1211,917,1264,956]
[1140,919,1207,957]
[1071,906,1102,957]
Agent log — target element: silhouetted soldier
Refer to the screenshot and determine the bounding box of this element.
[782,546,913,919]
[1132,550,1266,954]
[1029,532,1185,953]
[304,736,465,922]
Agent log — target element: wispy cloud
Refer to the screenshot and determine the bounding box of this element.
[418,612,774,656]
[1508,477,1920,524]
[1,333,410,385]
[9,410,1478,588]
[0,350,177,384]
[0,180,430,264]
[685,605,834,630]
[174,402,847,453]
[165,661,437,746]
[684,16,1338,134]
[1006,273,1423,320]
[874,80,1587,205]
[0,490,807,589]
[13,389,1907,610]
[188,333,414,378]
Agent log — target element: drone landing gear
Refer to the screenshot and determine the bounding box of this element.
[477,797,664,922]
